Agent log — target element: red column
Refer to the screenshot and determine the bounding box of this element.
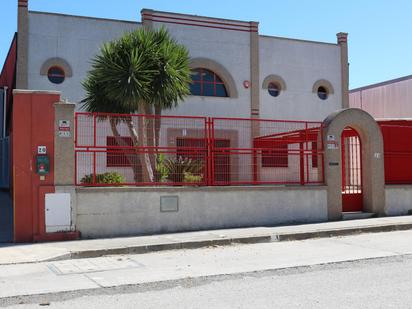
[12,91,58,242]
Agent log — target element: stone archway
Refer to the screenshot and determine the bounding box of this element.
[322,108,385,220]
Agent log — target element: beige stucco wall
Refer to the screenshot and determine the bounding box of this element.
[259,36,342,121]
[54,102,75,186]
[74,185,327,238]
[322,108,385,219]
[27,12,141,103]
[154,21,252,119]
[385,185,412,216]
[27,10,343,123]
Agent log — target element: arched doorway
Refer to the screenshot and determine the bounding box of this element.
[341,127,363,212]
[322,108,385,220]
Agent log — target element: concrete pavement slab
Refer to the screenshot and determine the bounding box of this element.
[0,216,411,265]
[0,263,99,298]
[85,238,397,288]
[334,229,412,255]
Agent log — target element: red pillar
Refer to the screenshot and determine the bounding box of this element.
[12,90,58,242]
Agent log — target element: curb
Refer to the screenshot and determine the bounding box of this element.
[52,222,412,262]
[274,222,412,241]
[48,235,272,262]
[3,221,412,264]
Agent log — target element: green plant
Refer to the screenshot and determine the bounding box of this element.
[80,172,125,185]
[183,172,203,183]
[155,153,169,182]
[163,157,203,183]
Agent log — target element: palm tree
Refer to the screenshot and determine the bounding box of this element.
[81,27,191,183]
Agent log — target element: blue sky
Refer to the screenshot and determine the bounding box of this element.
[1,0,411,89]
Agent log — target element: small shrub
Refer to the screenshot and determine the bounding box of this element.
[183,172,203,183]
[155,153,169,182]
[164,156,203,183]
[81,172,125,185]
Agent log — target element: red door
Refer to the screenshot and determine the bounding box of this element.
[341,128,363,212]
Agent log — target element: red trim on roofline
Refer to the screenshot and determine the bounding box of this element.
[143,13,258,33]
[143,13,256,29]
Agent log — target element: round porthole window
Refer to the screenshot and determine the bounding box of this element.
[268,82,280,97]
[317,86,328,100]
[47,66,65,84]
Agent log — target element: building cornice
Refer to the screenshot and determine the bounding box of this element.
[28,11,141,25]
[141,8,257,26]
[259,35,338,47]
[141,9,258,33]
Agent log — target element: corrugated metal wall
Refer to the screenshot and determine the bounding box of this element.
[350,77,412,118]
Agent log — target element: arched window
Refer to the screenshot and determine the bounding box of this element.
[267,82,281,97]
[312,79,334,100]
[262,75,287,98]
[317,86,328,100]
[47,66,65,84]
[190,68,228,97]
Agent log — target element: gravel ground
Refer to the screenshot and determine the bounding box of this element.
[2,254,412,309]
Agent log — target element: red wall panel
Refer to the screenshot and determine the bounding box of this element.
[12,92,57,242]
[379,120,412,184]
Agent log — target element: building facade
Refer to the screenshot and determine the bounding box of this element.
[9,2,398,244]
[8,1,349,123]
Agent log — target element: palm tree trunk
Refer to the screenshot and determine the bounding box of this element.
[109,117,142,183]
[154,105,162,148]
[136,104,155,183]
[143,103,157,174]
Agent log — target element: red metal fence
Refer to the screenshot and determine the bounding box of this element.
[75,112,324,186]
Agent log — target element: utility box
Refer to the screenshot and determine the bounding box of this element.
[36,155,50,176]
[45,193,71,233]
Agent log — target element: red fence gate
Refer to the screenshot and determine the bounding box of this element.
[341,127,363,212]
[75,112,324,187]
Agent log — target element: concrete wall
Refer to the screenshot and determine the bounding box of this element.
[155,22,251,119]
[75,186,328,238]
[259,36,342,121]
[27,12,141,104]
[385,185,412,216]
[27,11,342,123]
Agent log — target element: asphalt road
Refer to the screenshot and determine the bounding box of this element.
[4,255,412,309]
[2,230,412,308]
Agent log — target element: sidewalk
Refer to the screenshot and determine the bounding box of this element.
[1,215,412,265]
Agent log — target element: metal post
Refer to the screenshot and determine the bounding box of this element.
[210,118,215,185]
[93,113,97,148]
[93,151,96,185]
[206,118,212,186]
[299,141,305,185]
[252,149,258,183]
